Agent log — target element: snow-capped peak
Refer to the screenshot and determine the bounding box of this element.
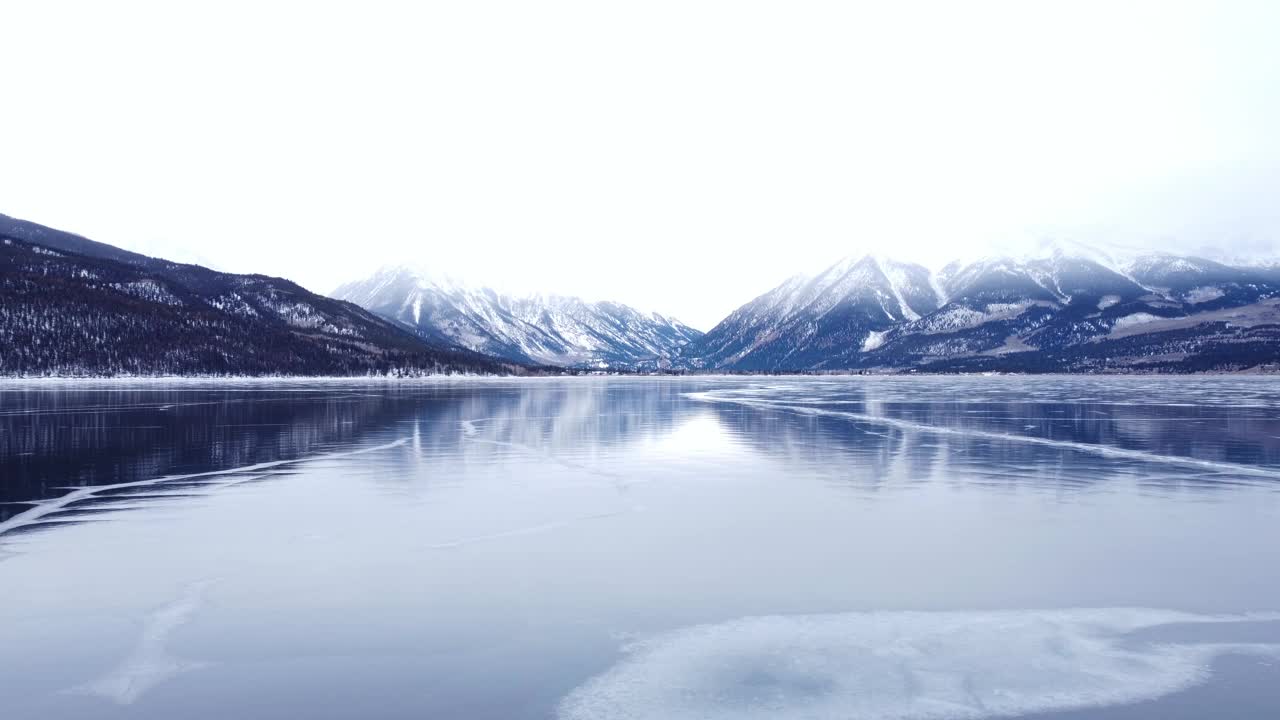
[331,265,702,367]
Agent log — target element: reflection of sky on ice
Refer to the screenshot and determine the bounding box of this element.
[1,377,1279,719]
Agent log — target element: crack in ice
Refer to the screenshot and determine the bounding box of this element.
[687,390,1280,480]
[66,580,217,705]
[0,438,410,540]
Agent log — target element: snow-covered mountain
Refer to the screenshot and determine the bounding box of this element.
[0,214,521,377]
[686,256,940,370]
[331,266,702,368]
[680,248,1280,373]
[10,206,1278,375]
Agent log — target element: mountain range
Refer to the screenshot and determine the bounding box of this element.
[0,214,526,376]
[331,266,702,369]
[4,211,1280,375]
[681,249,1280,373]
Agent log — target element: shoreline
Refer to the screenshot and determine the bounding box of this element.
[2,370,1280,384]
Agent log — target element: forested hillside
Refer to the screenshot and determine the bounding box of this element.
[0,217,526,377]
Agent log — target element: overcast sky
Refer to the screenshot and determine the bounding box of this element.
[4,1,1280,329]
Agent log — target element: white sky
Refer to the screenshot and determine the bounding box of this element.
[4,1,1280,330]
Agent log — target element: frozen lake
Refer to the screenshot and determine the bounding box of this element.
[2,376,1280,719]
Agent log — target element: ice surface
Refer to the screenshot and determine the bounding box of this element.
[686,388,1280,478]
[0,438,410,539]
[4,379,1280,719]
[67,580,215,704]
[559,609,1280,720]
[426,510,629,549]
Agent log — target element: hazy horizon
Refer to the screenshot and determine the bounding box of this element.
[5,1,1280,329]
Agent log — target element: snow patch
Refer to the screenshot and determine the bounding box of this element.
[1097,295,1121,310]
[914,302,1033,334]
[1184,286,1225,304]
[860,330,888,352]
[111,280,183,306]
[877,260,922,321]
[1127,255,1204,278]
[983,302,1032,316]
[559,609,1280,720]
[1112,312,1162,330]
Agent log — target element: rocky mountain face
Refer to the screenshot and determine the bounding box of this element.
[332,266,702,368]
[680,249,1280,373]
[0,214,524,377]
